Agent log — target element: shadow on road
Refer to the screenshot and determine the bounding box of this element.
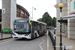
[15,38,32,41]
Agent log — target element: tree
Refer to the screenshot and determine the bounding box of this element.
[37,12,56,27]
[42,12,52,26]
[37,18,42,22]
[52,17,56,27]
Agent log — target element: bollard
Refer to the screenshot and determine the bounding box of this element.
[64,45,66,50]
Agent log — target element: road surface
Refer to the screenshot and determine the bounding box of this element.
[0,35,47,50]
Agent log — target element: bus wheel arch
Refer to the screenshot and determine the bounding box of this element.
[34,30,39,38]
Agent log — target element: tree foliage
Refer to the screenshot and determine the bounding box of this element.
[37,18,42,22]
[42,12,52,26]
[52,17,56,27]
[37,12,56,27]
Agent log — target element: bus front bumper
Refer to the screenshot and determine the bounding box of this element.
[12,33,31,39]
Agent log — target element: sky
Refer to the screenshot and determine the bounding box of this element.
[0,0,56,21]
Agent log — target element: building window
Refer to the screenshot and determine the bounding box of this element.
[21,10,24,18]
[17,12,20,17]
[25,13,27,17]
[17,8,20,17]
[21,13,24,18]
[27,15,29,18]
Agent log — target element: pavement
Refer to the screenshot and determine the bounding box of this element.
[0,33,12,39]
[56,35,75,50]
[47,34,54,50]
[50,29,75,50]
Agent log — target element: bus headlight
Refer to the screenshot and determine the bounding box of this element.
[25,34,29,36]
[29,34,31,37]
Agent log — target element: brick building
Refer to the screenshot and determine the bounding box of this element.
[17,4,30,19]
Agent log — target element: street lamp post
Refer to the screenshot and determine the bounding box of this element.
[32,7,36,19]
[58,3,64,50]
[31,7,36,38]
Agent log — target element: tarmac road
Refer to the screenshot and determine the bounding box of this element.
[0,35,47,50]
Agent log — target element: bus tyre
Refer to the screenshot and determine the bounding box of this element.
[35,33,37,38]
[34,33,37,38]
[31,34,33,39]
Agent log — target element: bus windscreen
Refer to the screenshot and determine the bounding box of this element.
[14,23,29,32]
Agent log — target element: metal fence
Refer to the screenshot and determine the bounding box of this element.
[48,30,56,50]
[48,30,69,50]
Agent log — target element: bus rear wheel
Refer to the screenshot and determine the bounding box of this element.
[34,33,37,38]
[35,33,37,38]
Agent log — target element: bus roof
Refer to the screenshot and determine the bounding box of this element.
[31,20,47,25]
[15,19,29,21]
[14,19,47,25]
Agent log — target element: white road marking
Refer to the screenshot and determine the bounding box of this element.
[47,37,49,47]
[47,31,49,47]
[39,37,45,50]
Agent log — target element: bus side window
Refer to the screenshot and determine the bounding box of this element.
[34,23,36,30]
[42,25,44,30]
[43,25,45,29]
[37,25,39,30]
[40,24,41,30]
[45,25,46,29]
[35,24,37,30]
[29,25,31,31]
